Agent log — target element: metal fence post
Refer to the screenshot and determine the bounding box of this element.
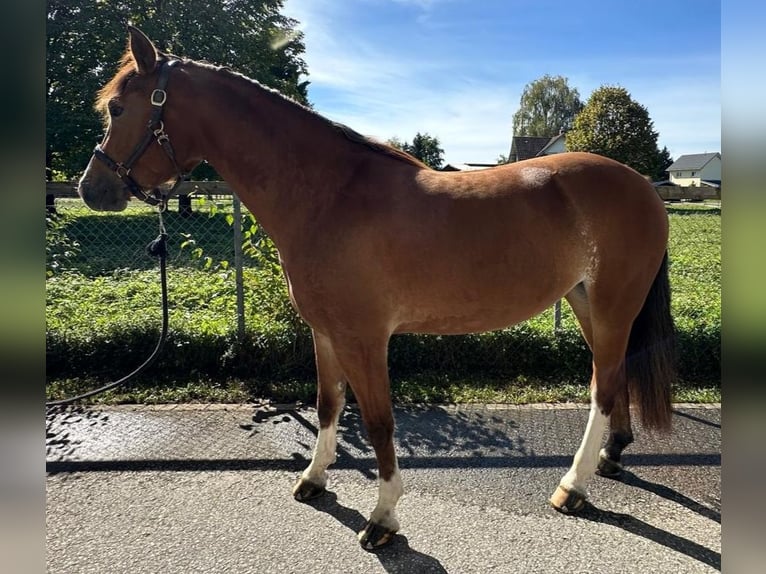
[232,194,246,340]
[553,299,562,333]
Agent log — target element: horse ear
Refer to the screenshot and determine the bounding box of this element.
[127,25,158,75]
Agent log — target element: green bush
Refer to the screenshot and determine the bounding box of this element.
[46,202,720,398]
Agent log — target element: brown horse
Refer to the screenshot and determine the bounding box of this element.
[78,27,676,549]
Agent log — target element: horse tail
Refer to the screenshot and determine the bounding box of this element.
[625,251,676,431]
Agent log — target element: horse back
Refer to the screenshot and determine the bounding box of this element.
[284,152,667,336]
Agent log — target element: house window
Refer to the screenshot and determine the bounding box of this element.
[691,171,696,176]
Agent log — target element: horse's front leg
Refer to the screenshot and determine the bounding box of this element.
[293,331,346,501]
[332,332,403,550]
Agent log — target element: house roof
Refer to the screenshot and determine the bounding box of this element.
[667,152,720,172]
[538,133,566,155]
[509,136,554,162]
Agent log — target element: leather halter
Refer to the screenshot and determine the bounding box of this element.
[93,59,189,208]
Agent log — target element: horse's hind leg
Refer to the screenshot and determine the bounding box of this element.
[565,286,634,481]
[550,317,632,513]
[293,331,347,501]
[597,386,634,479]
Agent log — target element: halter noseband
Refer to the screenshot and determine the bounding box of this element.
[93,59,189,208]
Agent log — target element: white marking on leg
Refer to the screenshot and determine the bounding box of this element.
[301,424,336,486]
[301,401,344,487]
[560,391,609,495]
[369,463,404,532]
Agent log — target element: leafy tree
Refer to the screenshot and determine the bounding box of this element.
[566,85,665,178]
[47,0,308,180]
[511,75,583,137]
[652,146,674,181]
[388,133,444,169]
[386,136,406,151]
[405,133,445,169]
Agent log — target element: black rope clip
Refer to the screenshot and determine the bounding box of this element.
[146,233,168,258]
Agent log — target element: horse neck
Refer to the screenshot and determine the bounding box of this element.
[182,65,358,252]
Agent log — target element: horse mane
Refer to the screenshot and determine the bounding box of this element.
[96,50,430,170]
[330,123,430,169]
[205,60,429,169]
[95,52,137,119]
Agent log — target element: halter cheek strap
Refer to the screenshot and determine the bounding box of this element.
[93,59,190,208]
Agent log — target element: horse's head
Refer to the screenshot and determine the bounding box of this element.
[78,26,199,211]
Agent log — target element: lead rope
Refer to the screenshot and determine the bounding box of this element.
[46,208,170,408]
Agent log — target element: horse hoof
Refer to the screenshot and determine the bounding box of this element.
[358,521,397,551]
[550,485,586,514]
[596,455,624,480]
[292,479,326,502]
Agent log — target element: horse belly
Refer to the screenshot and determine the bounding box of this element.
[394,306,545,335]
[391,261,577,335]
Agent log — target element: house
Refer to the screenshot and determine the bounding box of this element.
[442,134,566,171]
[666,153,721,187]
[440,162,496,172]
[507,133,566,163]
[537,133,566,156]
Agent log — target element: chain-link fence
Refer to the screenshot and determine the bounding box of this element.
[45,192,721,388]
[47,196,248,274]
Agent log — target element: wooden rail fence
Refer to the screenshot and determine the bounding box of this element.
[654,185,720,202]
[46,180,235,215]
[46,180,720,214]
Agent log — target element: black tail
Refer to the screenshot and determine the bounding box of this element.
[626,252,676,431]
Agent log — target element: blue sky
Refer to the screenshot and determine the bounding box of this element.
[282,0,720,165]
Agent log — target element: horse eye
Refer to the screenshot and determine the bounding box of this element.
[109,102,124,117]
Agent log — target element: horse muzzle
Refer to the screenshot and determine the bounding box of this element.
[77,171,131,212]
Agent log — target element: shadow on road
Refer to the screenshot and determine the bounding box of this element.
[578,502,720,571]
[46,404,721,474]
[305,490,448,574]
[619,470,720,524]
[671,408,721,429]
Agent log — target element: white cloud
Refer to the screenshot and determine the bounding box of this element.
[282,0,720,164]
[284,0,520,163]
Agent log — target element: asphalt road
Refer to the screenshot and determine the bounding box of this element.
[46,403,721,573]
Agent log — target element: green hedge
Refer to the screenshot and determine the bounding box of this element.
[46,203,720,391]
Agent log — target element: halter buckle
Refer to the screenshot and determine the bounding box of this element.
[115,164,131,178]
[151,89,167,107]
